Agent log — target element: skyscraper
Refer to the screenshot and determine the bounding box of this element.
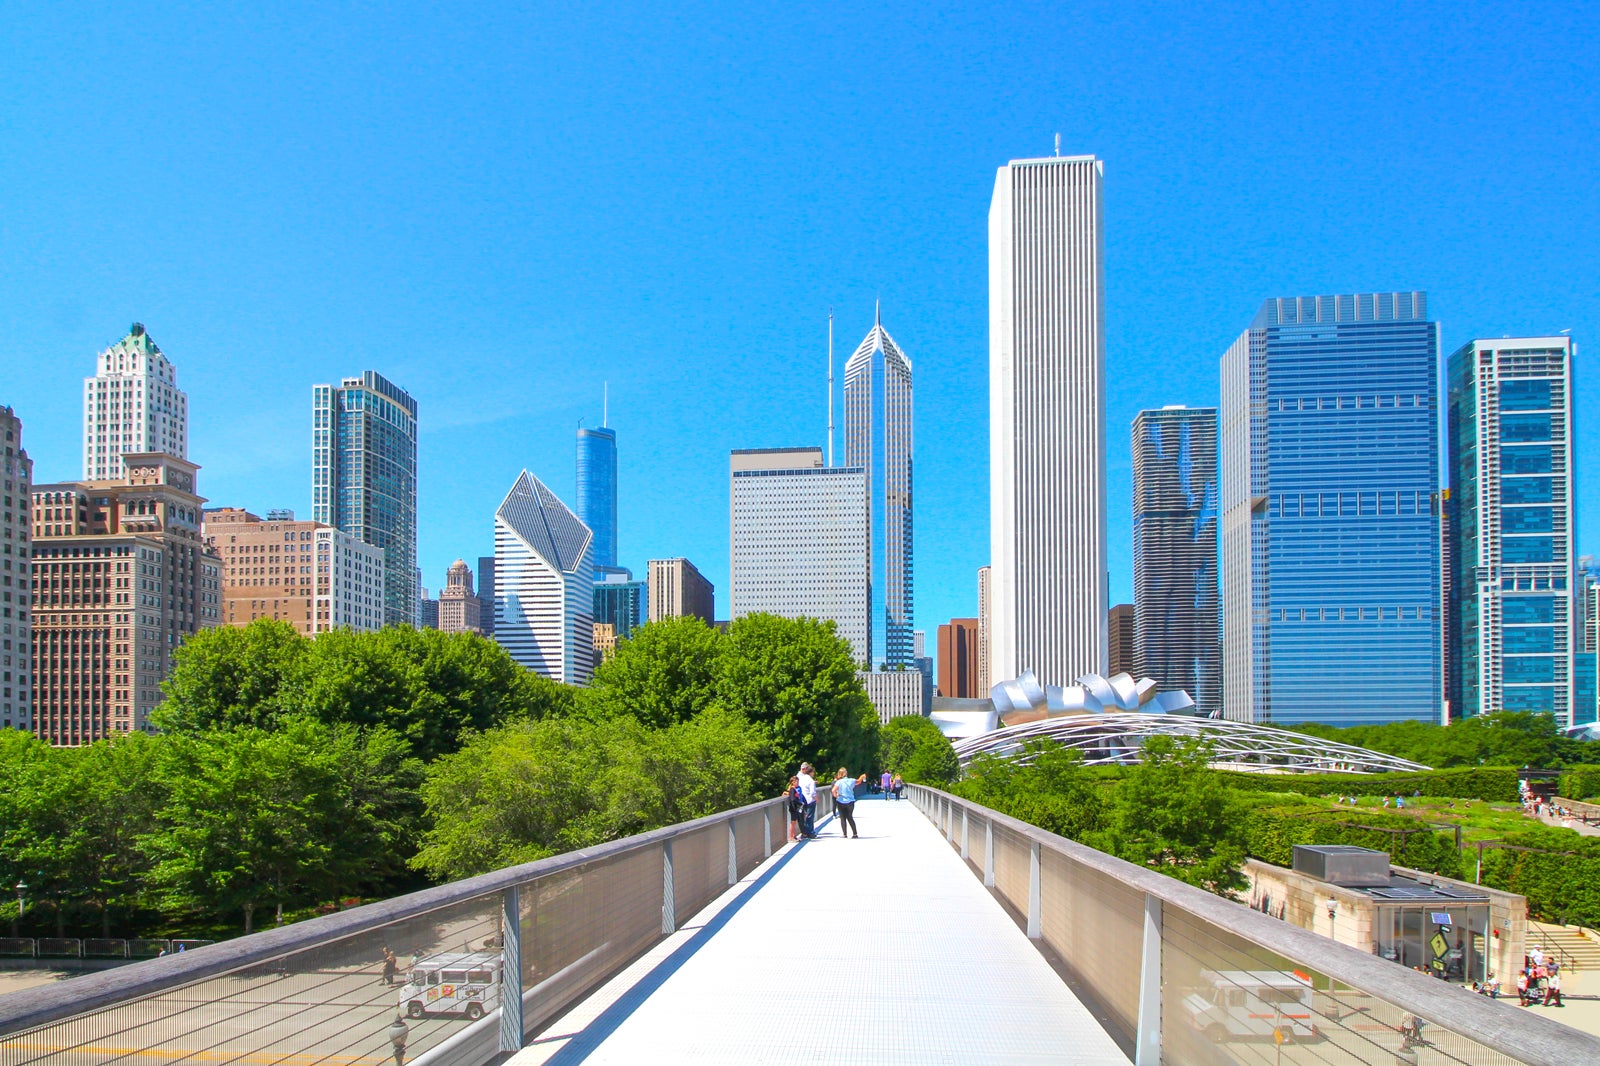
[83,324,188,480]
[204,507,384,634]
[1448,337,1577,725]
[32,454,222,743]
[312,372,418,627]
[438,559,482,634]
[989,154,1107,688]
[576,425,621,575]
[1220,293,1440,726]
[937,618,981,698]
[494,471,594,684]
[593,570,646,640]
[977,565,991,693]
[1108,603,1136,678]
[729,447,868,662]
[477,555,497,637]
[843,310,914,667]
[1,406,32,732]
[1132,405,1221,713]
[648,557,715,624]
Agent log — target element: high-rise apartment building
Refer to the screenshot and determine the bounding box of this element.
[1221,293,1441,726]
[729,448,868,662]
[1448,337,1577,725]
[31,454,222,743]
[843,310,914,667]
[312,372,418,628]
[1108,603,1136,678]
[989,154,1107,688]
[204,508,384,634]
[576,425,621,576]
[494,471,594,685]
[857,668,931,724]
[648,558,715,624]
[594,570,645,640]
[83,324,188,481]
[977,565,991,693]
[2,407,33,732]
[438,560,482,634]
[937,618,981,698]
[418,591,438,629]
[477,556,496,637]
[1132,406,1221,712]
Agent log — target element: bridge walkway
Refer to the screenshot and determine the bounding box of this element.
[512,796,1127,1065]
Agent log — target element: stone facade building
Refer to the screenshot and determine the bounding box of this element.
[203,508,384,635]
[438,559,482,634]
[1,406,33,732]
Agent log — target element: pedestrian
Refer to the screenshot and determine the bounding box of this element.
[381,946,398,987]
[880,769,892,798]
[1546,968,1562,1007]
[797,762,818,838]
[1516,968,1529,1006]
[891,773,904,801]
[785,776,803,841]
[833,768,859,838]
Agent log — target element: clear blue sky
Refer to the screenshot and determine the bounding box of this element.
[3,2,1597,656]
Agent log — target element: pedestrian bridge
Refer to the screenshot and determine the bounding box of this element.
[1,788,1593,1065]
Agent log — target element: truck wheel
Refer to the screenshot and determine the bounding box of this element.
[465,1003,485,1020]
[407,1001,425,1019]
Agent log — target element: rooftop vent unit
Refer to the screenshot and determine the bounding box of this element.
[1292,844,1391,888]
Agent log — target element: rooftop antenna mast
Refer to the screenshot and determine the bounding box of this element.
[827,309,835,466]
[603,382,609,429]
[1054,132,1061,157]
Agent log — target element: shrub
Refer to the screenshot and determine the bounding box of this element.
[1217,766,1518,803]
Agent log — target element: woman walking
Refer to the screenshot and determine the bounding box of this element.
[832,768,859,838]
[785,775,804,842]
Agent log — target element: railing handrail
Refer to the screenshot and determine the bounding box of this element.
[909,784,1600,1066]
[0,793,788,1037]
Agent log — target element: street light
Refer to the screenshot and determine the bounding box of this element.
[12,881,27,937]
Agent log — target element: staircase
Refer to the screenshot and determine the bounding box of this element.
[1527,921,1600,973]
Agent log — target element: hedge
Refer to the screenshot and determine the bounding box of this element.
[1243,804,1464,878]
[1217,766,1519,803]
[1477,829,1600,927]
[1557,767,1600,802]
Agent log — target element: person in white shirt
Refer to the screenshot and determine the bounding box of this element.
[796,763,818,838]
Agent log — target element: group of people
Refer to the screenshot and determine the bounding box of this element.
[1516,946,1563,1007]
[785,763,905,840]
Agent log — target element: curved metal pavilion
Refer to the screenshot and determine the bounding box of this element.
[951,711,1429,775]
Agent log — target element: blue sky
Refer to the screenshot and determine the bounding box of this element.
[3,1,1597,655]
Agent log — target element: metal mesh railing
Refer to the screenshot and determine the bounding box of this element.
[0,795,790,1065]
[909,785,1598,1066]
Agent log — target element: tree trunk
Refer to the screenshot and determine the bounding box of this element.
[244,902,255,935]
[54,900,64,938]
[101,900,111,939]
[275,901,283,926]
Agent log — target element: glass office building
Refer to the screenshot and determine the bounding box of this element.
[1448,338,1577,725]
[1132,406,1221,714]
[593,572,646,640]
[576,426,619,573]
[1220,294,1441,726]
[312,372,418,627]
[843,310,914,667]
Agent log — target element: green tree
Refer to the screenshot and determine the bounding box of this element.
[715,613,878,784]
[880,714,959,785]
[584,616,723,727]
[154,619,307,732]
[411,707,771,881]
[142,718,422,932]
[1095,735,1247,895]
[954,742,1106,841]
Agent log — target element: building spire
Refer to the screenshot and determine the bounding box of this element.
[827,309,834,467]
[875,299,881,327]
[603,382,609,428]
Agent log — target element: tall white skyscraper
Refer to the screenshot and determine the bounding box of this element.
[494,471,594,685]
[83,324,188,480]
[988,154,1107,688]
[729,447,869,662]
[843,308,914,667]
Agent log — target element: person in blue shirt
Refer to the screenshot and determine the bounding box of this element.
[832,768,859,838]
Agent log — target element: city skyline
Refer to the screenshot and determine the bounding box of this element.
[3,5,1598,669]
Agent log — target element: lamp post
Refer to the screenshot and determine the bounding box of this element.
[12,881,27,937]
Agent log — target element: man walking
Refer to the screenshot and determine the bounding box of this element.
[797,762,818,839]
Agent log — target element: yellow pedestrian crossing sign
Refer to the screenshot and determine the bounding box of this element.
[1430,931,1448,958]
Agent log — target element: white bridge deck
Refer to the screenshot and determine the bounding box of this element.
[513,796,1128,1065]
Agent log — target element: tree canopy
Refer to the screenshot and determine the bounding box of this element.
[1293,711,1600,770]
[880,714,959,785]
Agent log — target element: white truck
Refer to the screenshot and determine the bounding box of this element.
[399,950,502,1021]
[1183,969,1321,1043]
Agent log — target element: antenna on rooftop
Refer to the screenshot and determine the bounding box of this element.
[827,309,835,466]
[603,382,609,428]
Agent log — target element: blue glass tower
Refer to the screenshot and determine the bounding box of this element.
[1448,337,1577,725]
[1133,406,1220,714]
[312,371,418,627]
[843,307,914,668]
[1220,294,1441,726]
[576,426,619,573]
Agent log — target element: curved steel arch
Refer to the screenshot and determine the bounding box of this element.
[951,712,1429,775]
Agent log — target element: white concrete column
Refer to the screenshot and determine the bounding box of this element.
[500,885,523,1051]
[1027,842,1042,939]
[1136,894,1163,1065]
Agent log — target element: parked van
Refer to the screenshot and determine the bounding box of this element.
[1183,970,1320,1042]
[399,951,502,1020]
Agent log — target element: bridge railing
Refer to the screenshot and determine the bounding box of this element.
[909,785,1599,1066]
[0,792,822,1066]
